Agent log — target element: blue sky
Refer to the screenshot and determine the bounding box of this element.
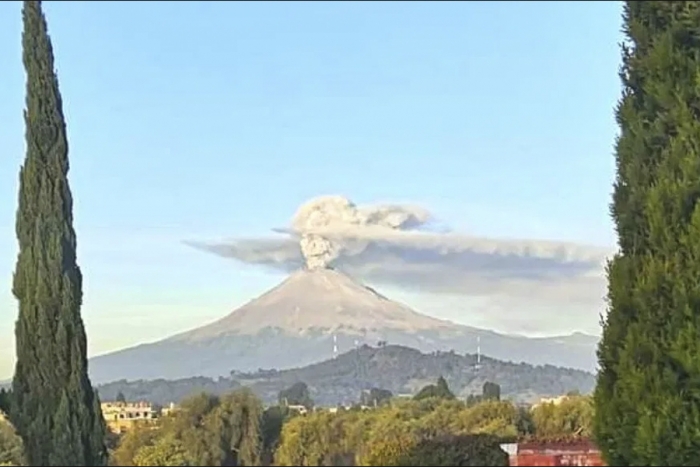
[0,1,623,379]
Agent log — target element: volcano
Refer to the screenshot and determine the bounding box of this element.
[182,268,455,340]
[88,269,599,383]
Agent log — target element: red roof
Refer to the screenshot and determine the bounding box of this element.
[517,439,600,453]
[504,439,606,466]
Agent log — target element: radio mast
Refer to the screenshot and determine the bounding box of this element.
[474,336,482,371]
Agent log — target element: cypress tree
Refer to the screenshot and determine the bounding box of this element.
[0,389,10,415]
[10,2,107,465]
[594,2,700,465]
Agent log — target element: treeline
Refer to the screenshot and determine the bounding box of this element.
[0,376,593,466]
[270,394,591,466]
[95,344,596,408]
[98,378,590,466]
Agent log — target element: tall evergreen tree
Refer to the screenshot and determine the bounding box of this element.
[10,2,107,465]
[0,389,10,415]
[594,2,700,465]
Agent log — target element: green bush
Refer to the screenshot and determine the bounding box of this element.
[398,434,508,466]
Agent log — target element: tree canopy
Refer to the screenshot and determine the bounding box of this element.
[413,376,456,401]
[11,2,107,464]
[595,2,700,464]
[278,382,314,409]
[111,389,263,466]
[274,396,539,466]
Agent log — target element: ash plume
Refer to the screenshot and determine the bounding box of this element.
[290,195,430,270]
[185,195,612,311]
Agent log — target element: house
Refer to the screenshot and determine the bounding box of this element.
[501,439,605,466]
[286,404,309,415]
[100,401,158,434]
[531,395,571,409]
[160,402,178,417]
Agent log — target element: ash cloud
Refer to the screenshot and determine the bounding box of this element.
[186,195,612,308]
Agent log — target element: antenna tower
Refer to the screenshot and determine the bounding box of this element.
[475,336,482,371]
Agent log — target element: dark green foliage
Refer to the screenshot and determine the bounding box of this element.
[154,390,263,466]
[261,406,291,465]
[594,1,700,465]
[399,434,508,466]
[414,376,455,401]
[360,387,393,407]
[103,429,120,452]
[0,390,10,415]
[278,382,313,409]
[10,1,107,465]
[436,376,454,398]
[467,381,502,406]
[115,391,126,403]
[515,406,535,436]
[482,381,501,401]
[413,383,433,400]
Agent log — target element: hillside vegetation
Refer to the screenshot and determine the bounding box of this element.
[97,345,594,406]
[594,2,700,465]
[100,382,594,466]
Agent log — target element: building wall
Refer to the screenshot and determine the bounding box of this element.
[532,395,570,408]
[160,402,178,418]
[510,453,605,466]
[100,401,158,434]
[511,454,558,466]
[507,440,606,466]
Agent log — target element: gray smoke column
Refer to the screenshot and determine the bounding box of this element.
[290,195,430,270]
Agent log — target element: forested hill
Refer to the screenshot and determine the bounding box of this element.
[97,344,594,406]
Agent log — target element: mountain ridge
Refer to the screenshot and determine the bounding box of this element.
[88,268,600,383]
[96,344,596,407]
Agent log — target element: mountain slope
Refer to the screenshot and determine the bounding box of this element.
[238,344,596,405]
[178,268,454,340]
[97,344,596,406]
[88,269,599,384]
